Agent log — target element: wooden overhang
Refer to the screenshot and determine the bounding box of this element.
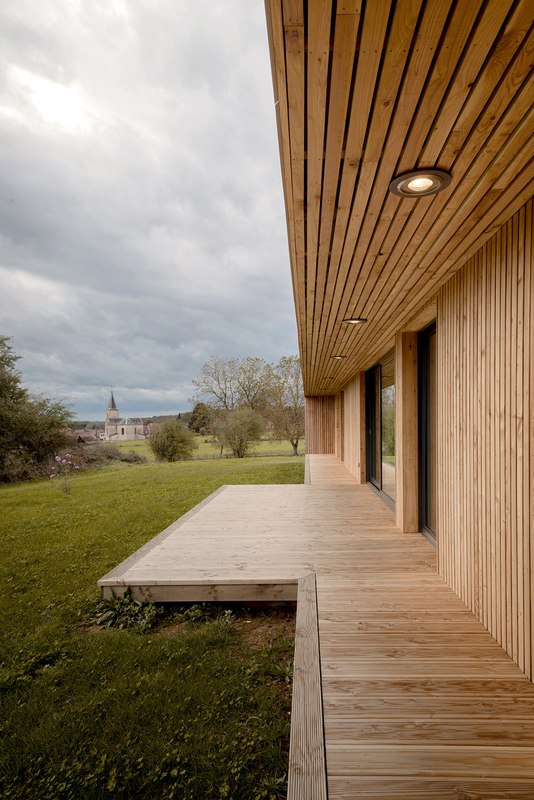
[264,0,533,395]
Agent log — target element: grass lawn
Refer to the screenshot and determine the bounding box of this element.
[107,435,306,462]
[0,457,304,800]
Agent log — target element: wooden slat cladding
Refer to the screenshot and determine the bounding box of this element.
[342,374,366,482]
[264,0,533,395]
[437,199,533,679]
[305,396,336,453]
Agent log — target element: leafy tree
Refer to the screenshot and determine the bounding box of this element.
[212,408,264,458]
[150,420,197,462]
[265,356,305,456]
[189,402,213,435]
[192,356,271,412]
[0,336,73,482]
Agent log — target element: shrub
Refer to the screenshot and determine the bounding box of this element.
[75,444,147,467]
[0,337,74,483]
[212,408,264,458]
[150,421,197,462]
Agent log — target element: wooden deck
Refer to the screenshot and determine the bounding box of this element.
[99,455,534,798]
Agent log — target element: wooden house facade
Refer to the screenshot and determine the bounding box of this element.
[264,0,533,679]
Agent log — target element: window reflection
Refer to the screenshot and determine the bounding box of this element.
[380,351,396,501]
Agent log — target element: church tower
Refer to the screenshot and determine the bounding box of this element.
[103,391,145,441]
[105,391,120,440]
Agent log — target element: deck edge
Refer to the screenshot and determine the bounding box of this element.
[97,485,229,590]
[288,574,328,800]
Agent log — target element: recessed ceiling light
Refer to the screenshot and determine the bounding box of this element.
[389,169,451,198]
[342,317,367,324]
[332,355,346,360]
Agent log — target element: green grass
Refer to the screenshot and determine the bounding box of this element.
[108,435,306,462]
[0,457,303,799]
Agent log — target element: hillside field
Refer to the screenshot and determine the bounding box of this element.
[0,456,304,800]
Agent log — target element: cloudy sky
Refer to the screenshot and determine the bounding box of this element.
[0,0,297,419]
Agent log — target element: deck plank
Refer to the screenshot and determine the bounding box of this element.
[97,454,534,797]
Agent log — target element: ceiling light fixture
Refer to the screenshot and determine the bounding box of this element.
[342,317,367,324]
[332,355,346,360]
[389,169,451,198]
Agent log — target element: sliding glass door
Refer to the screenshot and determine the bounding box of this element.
[419,323,437,541]
[366,366,381,489]
[366,351,396,503]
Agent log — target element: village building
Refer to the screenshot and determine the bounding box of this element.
[104,392,145,442]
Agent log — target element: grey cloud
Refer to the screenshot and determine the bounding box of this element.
[0,1,297,418]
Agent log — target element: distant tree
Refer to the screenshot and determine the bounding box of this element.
[150,420,197,462]
[192,356,271,412]
[178,411,192,428]
[212,408,264,459]
[192,357,240,411]
[189,402,213,435]
[0,336,74,482]
[235,357,271,412]
[265,356,305,456]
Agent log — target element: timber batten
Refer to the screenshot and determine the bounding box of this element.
[266,0,533,684]
[437,198,534,678]
[265,0,533,392]
[305,395,336,453]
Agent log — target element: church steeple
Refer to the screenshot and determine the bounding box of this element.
[106,391,120,432]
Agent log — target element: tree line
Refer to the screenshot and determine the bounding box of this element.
[152,355,304,461]
[0,337,305,480]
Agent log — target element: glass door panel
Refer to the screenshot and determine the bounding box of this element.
[366,352,396,503]
[419,323,437,541]
[380,350,396,502]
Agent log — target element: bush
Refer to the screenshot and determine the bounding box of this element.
[75,444,147,467]
[1,451,46,483]
[0,337,75,483]
[150,421,197,462]
[212,408,264,458]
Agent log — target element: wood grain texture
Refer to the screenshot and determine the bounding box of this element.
[395,332,419,532]
[99,455,534,797]
[305,395,335,453]
[264,0,533,394]
[341,373,366,483]
[288,575,327,800]
[437,198,534,680]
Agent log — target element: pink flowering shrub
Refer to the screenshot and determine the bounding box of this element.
[50,453,79,493]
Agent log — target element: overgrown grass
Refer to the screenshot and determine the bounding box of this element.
[0,457,303,799]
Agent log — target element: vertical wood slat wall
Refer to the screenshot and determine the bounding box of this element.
[437,198,533,679]
[342,375,366,483]
[305,396,336,454]
[334,392,344,462]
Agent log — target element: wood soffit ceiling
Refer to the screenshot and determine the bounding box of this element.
[264,0,533,395]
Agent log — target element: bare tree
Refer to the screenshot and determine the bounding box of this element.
[192,356,271,412]
[192,357,239,411]
[265,356,305,456]
[235,357,271,411]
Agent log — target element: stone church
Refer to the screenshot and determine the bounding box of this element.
[104,392,145,441]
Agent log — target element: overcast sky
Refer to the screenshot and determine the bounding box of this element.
[0,0,297,419]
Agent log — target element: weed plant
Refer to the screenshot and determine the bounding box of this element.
[0,457,302,799]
